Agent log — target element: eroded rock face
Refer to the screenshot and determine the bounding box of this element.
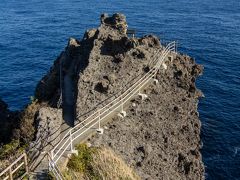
[33,13,204,179]
[89,54,204,179]
[75,14,161,122]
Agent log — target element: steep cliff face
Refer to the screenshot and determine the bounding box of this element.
[57,13,203,179]
[75,14,161,123]
[33,13,204,179]
[1,13,204,179]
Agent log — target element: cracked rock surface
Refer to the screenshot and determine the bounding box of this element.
[89,55,204,179]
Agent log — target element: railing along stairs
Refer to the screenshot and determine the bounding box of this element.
[0,153,28,180]
[49,41,176,179]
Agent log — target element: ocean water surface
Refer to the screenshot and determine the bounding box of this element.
[0,0,239,179]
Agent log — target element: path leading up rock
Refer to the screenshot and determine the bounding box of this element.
[29,107,62,179]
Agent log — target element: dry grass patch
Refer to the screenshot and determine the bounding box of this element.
[64,144,140,180]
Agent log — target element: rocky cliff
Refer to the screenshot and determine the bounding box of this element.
[1,13,204,179]
[73,13,204,179]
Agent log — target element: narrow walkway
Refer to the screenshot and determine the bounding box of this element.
[30,59,77,179]
[29,108,63,179]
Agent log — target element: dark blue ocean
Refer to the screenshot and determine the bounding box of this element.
[0,0,239,179]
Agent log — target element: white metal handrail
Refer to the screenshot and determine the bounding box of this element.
[51,42,176,164]
[51,56,161,159]
[51,45,166,159]
[0,153,28,180]
[51,42,175,159]
[48,153,64,180]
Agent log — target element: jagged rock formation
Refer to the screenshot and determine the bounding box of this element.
[75,14,161,122]
[34,13,204,179]
[1,13,204,179]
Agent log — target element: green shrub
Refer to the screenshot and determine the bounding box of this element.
[67,144,96,173]
[0,140,21,159]
[13,166,26,179]
[64,145,140,180]
[47,171,56,180]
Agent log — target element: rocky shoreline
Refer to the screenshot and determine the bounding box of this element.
[0,13,204,179]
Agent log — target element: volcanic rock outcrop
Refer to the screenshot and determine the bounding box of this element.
[89,55,204,179]
[1,13,204,179]
[34,14,204,179]
[34,13,204,179]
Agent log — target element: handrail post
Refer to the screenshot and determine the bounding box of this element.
[51,150,54,160]
[24,153,29,174]
[48,155,51,171]
[9,166,13,180]
[121,98,123,112]
[98,111,101,130]
[96,111,104,134]
[70,130,73,153]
